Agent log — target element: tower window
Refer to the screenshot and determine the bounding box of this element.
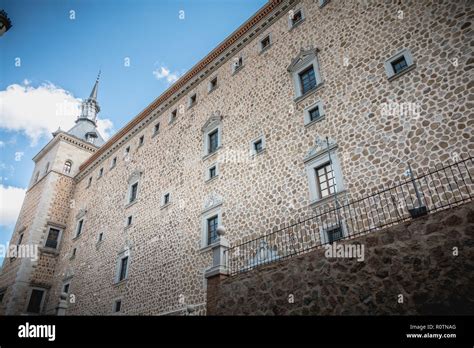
[26,289,45,314]
[154,122,160,135]
[87,177,92,188]
[98,168,104,178]
[163,193,170,205]
[169,109,177,124]
[45,227,61,249]
[126,216,133,226]
[63,161,72,174]
[111,157,117,169]
[139,135,144,146]
[209,166,217,179]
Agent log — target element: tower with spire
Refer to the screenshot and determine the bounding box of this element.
[0,73,107,315]
[67,71,105,146]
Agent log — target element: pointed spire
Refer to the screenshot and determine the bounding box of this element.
[89,70,100,100]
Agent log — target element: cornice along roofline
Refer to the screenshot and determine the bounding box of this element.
[77,0,291,178]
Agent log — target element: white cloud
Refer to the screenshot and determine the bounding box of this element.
[0,81,114,146]
[152,66,180,84]
[0,141,4,148]
[97,118,114,140]
[0,185,26,226]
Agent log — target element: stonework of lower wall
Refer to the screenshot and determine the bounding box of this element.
[210,202,474,315]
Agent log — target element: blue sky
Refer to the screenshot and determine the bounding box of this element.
[0,0,266,262]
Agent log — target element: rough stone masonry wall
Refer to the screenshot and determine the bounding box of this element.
[210,201,474,315]
[44,0,473,315]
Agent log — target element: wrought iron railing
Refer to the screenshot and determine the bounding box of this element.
[225,156,473,276]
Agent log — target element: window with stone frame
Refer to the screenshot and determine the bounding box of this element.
[384,48,415,80]
[208,129,219,154]
[98,167,104,178]
[299,65,317,95]
[75,219,84,238]
[129,182,138,203]
[26,288,45,314]
[87,177,92,188]
[63,160,72,174]
[207,215,219,246]
[111,157,117,169]
[169,109,178,123]
[304,140,344,203]
[209,165,217,179]
[118,256,129,282]
[62,282,70,294]
[315,162,337,199]
[154,122,160,135]
[188,94,197,108]
[45,227,61,249]
[288,48,322,100]
[202,113,222,157]
[289,8,304,28]
[232,56,244,73]
[114,299,122,312]
[260,34,271,52]
[305,102,324,124]
[139,135,144,146]
[208,77,218,92]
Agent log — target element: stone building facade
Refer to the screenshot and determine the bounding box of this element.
[0,0,472,315]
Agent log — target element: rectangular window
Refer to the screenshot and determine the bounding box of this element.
[63,283,70,294]
[209,77,218,92]
[129,182,138,203]
[76,219,84,238]
[26,289,45,313]
[72,248,77,257]
[309,105,321,122]
[154,122,160,134]
[391,56,408,74]
[127,216,133,226]
[209,166,217,179]
[111,157,117,169]
[233,56,243,73]
[189,94,197,108]
[253,139,263,153]
[98,168,104,178]
[125,146,130,155]
[207,215,219,245]
[139,135,144,146]
[170,109,177,123]
[260,35,271,51]
[290,9,303,27]
[119,257,128,281]
[164,193,170,205]
[98,232,103,242]
[87,177,92,188]
[208,129,219,154]
[114,299,122,312]
[315,163,336,198]
[299,65,317,95]
[326,226,343,244]
[45,228,60,249]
